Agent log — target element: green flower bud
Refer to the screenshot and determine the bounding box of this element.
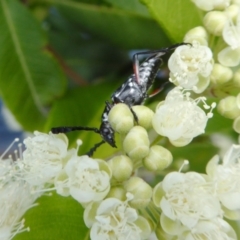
[218,96,240,119]
[236,93,240,109]
[106,186,126,200]
[143,145,173,171]
[184,26,208,46]
[210,63,233,85]
[233,116,240,133]
[203,11,227,36]
[233,69,240,87]
[107,155,133,182]
[224,4,240,22]
[152,182,165,208]
[108,103,134,134]
[123,126,150,160]
[124,177,152,208]
[132,105,154,129]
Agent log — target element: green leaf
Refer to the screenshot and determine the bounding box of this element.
[140,0,202,42]
[206,110,235,135]
[46,11,129,81]
[13,192,88,240]
[104,0,150,17]
[0,0,66,131]
[45,81,120,158]
[49,0,170,49]
[171,140,218,173]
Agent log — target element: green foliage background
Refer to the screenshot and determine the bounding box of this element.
[0,0,238,239]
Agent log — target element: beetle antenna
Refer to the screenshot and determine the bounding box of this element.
[51,126,100,134]
[86,140,105,156]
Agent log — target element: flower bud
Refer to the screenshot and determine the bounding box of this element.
[233,69,240,87]
[224,4,240,22]
[184,26,208,46]
[233,116,240,133]
[108,103,134,134]
[203,11,227,36]
[132,105,154,129]
[123,126,150,160]
[143,145,173,171]
[236,93,240,109]
[192,0,230,11]
[106,186,126,200]
[210,63,233,85]
[107,155,133,182]
[217,96,240,119]
[124,177,152,208]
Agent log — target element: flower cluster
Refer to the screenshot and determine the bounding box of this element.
[2,128,239,239]
[0,131,154,240]
[2,1,240,239]
[151,144,239,239]
[189,0,240,136]
[0,138,41,239]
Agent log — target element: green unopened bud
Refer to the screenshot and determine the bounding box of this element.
[236,93,240,109]
[184,26,208,46]
[123,126,150,160]
[132,105,154,129]
[143,145,173,171]
[108,103,134,134]
[233,116,240,133]
[224,4,239,22]
[124,177,152,208]
[210,63,233,85]
[233,69,240,87]
[106,186,126,200]
[203,11,227,36]
[108,155,133,182]
[218,96,240,119]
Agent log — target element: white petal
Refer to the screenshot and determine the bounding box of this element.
[222,144,240,165]
[218,46,240,67]
[162,172,185,191]
[169,137,192,147]
[220,192,240,210]
[206,155,219,177]
[160,213,182,235]
[160,197,176,220]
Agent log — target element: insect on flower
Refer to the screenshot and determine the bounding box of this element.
[51,43,189,156]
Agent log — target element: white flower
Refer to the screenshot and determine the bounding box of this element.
[191,0,230,11]
[168,41,213,93]
[0,159,16,188]
[0,181,39,240]
[64,155,111,205]
[84,195,151,240]
[152,87,215,147]
[153,172,222,230]
[177,218,237,240]
[206,144,240,220]
[218,12,240,66]
[21,131,68,186]
[0,138,22,187]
